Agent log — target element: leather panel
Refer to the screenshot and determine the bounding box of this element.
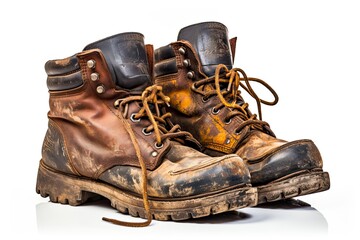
[47,71,83,91]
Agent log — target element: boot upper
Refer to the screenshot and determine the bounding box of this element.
[154,40,246,154]
[42,32,251,197]
[154,22,324,185]
[45,46,168,177]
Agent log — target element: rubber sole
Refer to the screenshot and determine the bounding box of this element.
[36,161,258,221]
[257,171,330,204]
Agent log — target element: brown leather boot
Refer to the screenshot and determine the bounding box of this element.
[153,22,330,204]
[36,32,257,226]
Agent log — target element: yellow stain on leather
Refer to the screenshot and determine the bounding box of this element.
[168,89,194,114]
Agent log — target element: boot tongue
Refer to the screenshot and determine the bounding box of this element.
[84,32,152,92]
[177,22,233,77]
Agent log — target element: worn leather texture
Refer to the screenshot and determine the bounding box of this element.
[42,120,75,174]
[46,71,83,91]
[45,55,83,91]
[236,133,322,185]
[177,22,233,76]
[100,142,249,198]
[154,45,177,77]
[45,54,80,75]
[155,41,244,154]
[42,33,251,198]
[155,44,176,62]
[45,49,170,178]
[154,22,324,186]
[84,32,152,92]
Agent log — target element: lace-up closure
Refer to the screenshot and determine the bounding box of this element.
[104,85,194,227]
[116,85,193,146]
[192,64,279,136]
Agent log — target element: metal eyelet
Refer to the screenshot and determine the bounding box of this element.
[225,118,232,124]
[183,59,191,67]
[87,59,96,69]
[202,96,209,103]
[90,73,99,81]
[113,99,121,108]
[130,113,141,122]
[155,142,164,149]
[142,128,152,136]
[151,151,158,157]
[179,47,186,55]
[191,83,198,91]
[187,71,194,79]
[96,85,105,94]
[212,107,220,115]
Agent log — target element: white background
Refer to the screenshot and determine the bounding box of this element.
[0,0,359,239]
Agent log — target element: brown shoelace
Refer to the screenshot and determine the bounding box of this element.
[103,85,192,227]
[192,64,279,136]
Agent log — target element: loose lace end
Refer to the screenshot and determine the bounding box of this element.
[102,216,152,228]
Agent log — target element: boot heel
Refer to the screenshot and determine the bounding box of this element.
[36,160,100,206]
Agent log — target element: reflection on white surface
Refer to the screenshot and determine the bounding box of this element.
[36,198,327,238]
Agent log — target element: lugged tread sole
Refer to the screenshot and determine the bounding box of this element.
[257,171,330,204]
[36,160,258,221]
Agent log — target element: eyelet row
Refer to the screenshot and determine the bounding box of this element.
[87,59,105,94]
[179,46,194,80]
[88,57,165,155]
[129,112,164,154]
[179,46,235,145]
[211,107,235,142]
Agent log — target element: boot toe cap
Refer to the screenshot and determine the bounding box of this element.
[99,153,251,198]
[149,154,251,198]
[248,139,323,185]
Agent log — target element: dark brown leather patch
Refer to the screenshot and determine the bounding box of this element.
[47,71,83,91]
[45,54,79,76]
[42,120,76,175]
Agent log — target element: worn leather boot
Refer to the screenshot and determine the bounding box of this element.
[154,22,330,204]
[36,32,257,226]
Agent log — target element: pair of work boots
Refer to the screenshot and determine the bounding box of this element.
[36,22,330,227]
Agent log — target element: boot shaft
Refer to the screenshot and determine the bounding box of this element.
[43,33,170,179]
[177,22,234,76]
[83,33,152,91]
